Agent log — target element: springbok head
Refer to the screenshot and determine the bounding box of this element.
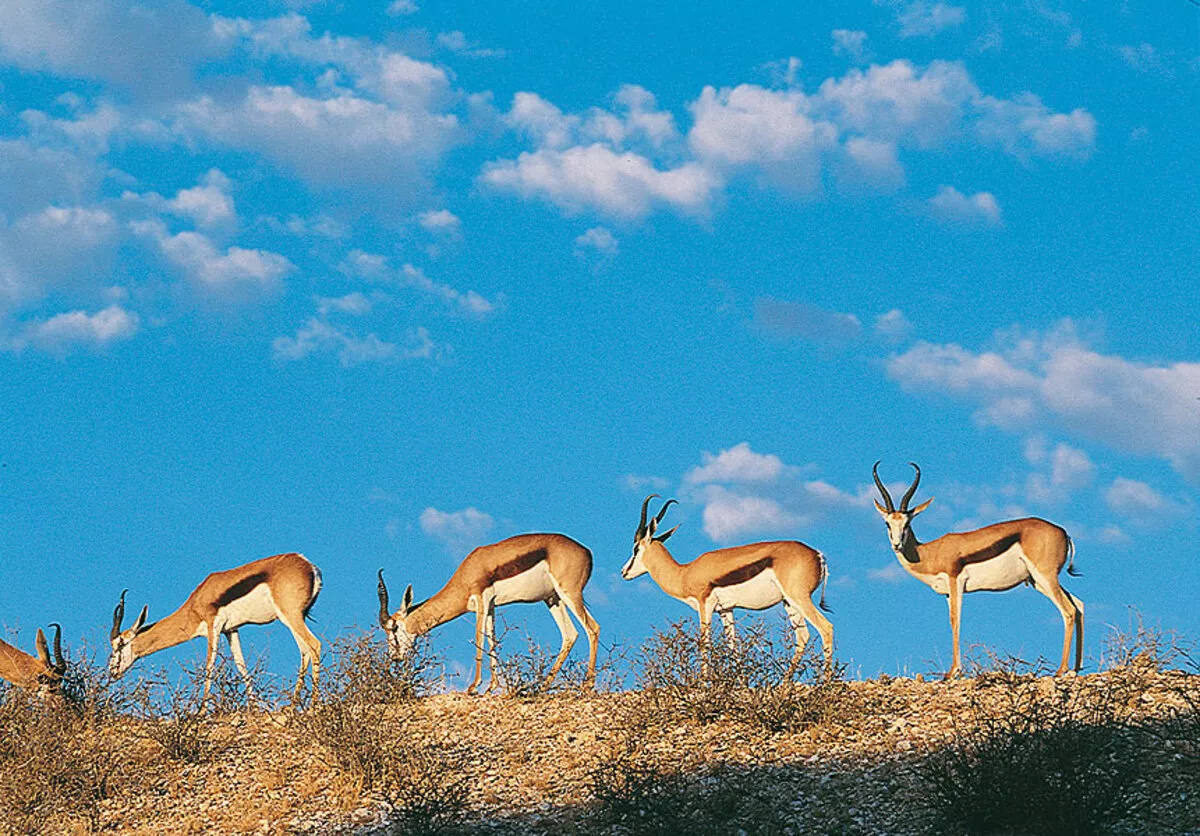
[108,590,149,679]
[33,623,67,700]
[377,570,417,660]
[622,494,680,580]
[873,461,934,560]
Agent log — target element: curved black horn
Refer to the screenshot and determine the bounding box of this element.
[377,570,390,628]
[654,498,678,524]
[49,622,65,672]
[872,461,895,512]
[637,494,660,538]
[900,462,922,512]
[110,589,127,641]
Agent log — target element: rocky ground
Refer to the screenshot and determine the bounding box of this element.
[31,662,1194,836]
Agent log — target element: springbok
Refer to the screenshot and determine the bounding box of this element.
[0,623,66,701]
[378,532,601,694]
[872,462,1083,678]
[621,496,834,671]
[109,552,323,704]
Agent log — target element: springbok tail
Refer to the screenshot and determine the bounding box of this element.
[817,551,833,613]
[1065,534,1082,577]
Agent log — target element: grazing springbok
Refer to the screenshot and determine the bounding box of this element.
[378,533,601,694]
[621,496,834,671]
[109,552,323,703]
[0,623,66,701]
[872,462,1083,678]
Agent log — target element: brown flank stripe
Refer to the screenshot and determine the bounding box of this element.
[960,533,1021,567]
[713,557,772,588]
[491,548,549,583]
[212,573,269,608]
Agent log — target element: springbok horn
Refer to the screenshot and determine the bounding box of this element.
[638,494,660,539]
[111,589,128,641]
[900,462,921,512]
[654,498,678,524]
[49,622,65,673]
[872,461,895,512]
[377,570,390,628]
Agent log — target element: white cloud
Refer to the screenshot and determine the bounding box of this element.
[842,137,905,189]
[418,209,461,234]
[895,2,966,38]
[974,93,1096,158]
[435,31,506,59]
[574,226,618,256]
[887,321,1200,480]
[868,563,907,583]
[1104,478,1187,525]
[482,144,718,219]
[387,0,418,14]
[315,292,372,316]
[688,84,837,190]
[419,506,495,553]
[344,252,494,318]
[831,30,868,61]
[874,309,912,341]
[273,319,437,365]
[686,442,788,486]
[928,185,1002,225]
[700,487,800,542]
[15,305,139,353]
[0,205,119,307]
[1026,442,1095,503]
[168,170,235,227]
[0,0,219,95]
[133,220,291,294]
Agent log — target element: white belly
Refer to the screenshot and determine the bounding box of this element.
[218,583,278,628]
[962,545,1031,592]
[712,568,784,612]
[492,562,555,606]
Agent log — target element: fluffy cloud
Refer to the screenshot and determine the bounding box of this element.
[0,205,119,307]
[686,442,788,486]
[887,322,1200,480]
[482,144,719,219]
[575,226,619,255]
[831,30,868,61]
[974,94,1096,158]
[874,309,912,341]
[418,209,462,234]
[1104,478,1188,525]
[1025,441,1096,503]
[419,506,495,553]
[343,252,495,318]
[168,170,236,227]
[21,305,139,352]
[927,185,1002,225]
[134,220,292,294]
[273,319,437,366]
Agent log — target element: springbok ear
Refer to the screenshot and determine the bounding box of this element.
[910,497,934,516]
[647,518,658,537]
[35,628,51,667]
[133,605,149,634]
[654,524,679,544]
[402,584,414,615]
[873,499,890,516]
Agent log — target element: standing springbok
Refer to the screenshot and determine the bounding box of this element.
[0,623,66,701]
[621,496,834,671]
[872,462,1083,678]
[109,552,323,704]
[378,533,601,694]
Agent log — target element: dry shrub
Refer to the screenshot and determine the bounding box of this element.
[302,630,466,833]
[0,651,138,835]
[494,618,626,699]
[632,617,851,732]
[904,626,1195,836]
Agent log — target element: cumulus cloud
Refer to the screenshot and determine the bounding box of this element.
[686,442,788,486]
[273,319,437,366]
[12,305,139,354]
[974,93,1096,158]
[927,185,1002,225]
[343,252,495,318]
[436,31,506,59]
[574,226,619,256]
[133,219,291,295]
[887,321,1200,481]
[831,29,868,61]
[1025,442,1096,503]
[168,170,236,227]
[874,309,912,342]
[418,209,461,234]
[0,205,120,308]
[1104,478,1188,525]
[419,506,495,553]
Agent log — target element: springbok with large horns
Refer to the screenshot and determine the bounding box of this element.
[0,623,67,701]
[872,462,1083,678]
[622,496,834,671]
[109,552,323,704]
[378,533,600,694]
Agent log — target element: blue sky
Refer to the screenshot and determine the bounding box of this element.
[1,0,1197,685]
